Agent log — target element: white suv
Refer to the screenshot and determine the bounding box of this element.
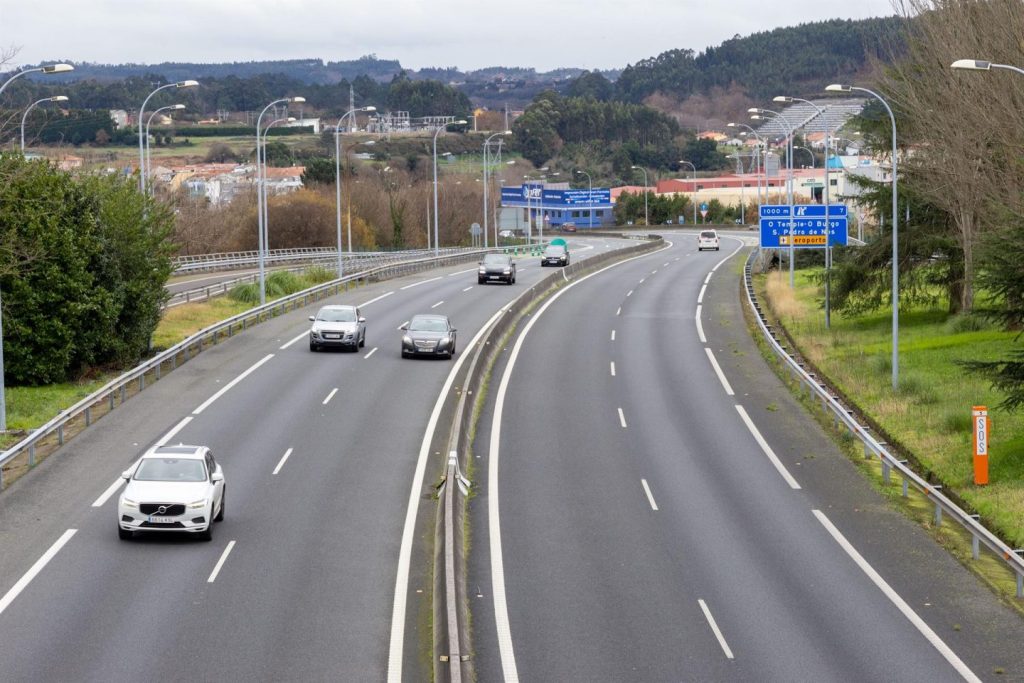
[698,229,720,251]
[117,445,225,541]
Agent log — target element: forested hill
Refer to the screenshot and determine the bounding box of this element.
[614,17,906,103]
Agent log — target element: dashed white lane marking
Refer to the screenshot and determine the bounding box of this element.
[193,354,274,415]
[651,269,658,274]
[641,479,659,511]
[698,284,707,304]
[611,330,616,341]
[207,540,236,583]
[618,408,628,429]
[626,290,633,297]
[431,300,444,309]
[639,278,645,284]
[0,529,77,617]
[664,262,670,267]
[463,286,474,292]
[323,388,338,405]
[400,276,442,290]
[813,510,981,683]
[397,321,409,331]
[734,405,801,490]
[696,305,707,343]
[360,291,395,306]
[699,600,735,660]
[704,348,734,396]
[610,361,616,377]
[616,307,622,316]
[93,416,195,508]
[272,448,293,475]
[364,347,378,359]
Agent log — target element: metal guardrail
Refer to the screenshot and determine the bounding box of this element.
[0,246,523,491]
[171,247,476,274]
[744,248,1024,598]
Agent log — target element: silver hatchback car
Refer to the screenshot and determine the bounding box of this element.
[309,304,366,351]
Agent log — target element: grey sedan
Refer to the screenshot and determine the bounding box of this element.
[401,314,457,359]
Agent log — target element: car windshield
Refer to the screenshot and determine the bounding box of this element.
[700,231,717,239]
[483,255,509,265]
[409,318,448,332]
[134,458,207,482]
[544,246,565,255]
[318,308,356,322]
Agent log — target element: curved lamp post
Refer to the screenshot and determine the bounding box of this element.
[630,165,649,226]
[575,170,593,228]
[138,80,198,194]
[483,130,512,249]
[750,107,796,285]
[951,59,1024,76]
[260,115,296,267]
[0,62,72,432]
[677,160,698,226]
[727,123,764,210]
[20,95,68,152]
[432,119,468,256]
[144,104,185,191]
[334,106,376,277]
[827,83,899,390]
[255,96,305,305]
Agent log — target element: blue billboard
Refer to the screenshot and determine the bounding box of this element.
[500,184,612,228]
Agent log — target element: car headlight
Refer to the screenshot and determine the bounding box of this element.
[121,498,138,509]
[402,335,412,345]
[311,329,321,338]
[478,267,486,274]
[187,499,207,509]
[503,268,511,274]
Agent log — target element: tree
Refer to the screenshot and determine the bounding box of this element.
[205,142,240,164]
[566,71,614,101]
[301,157,336,185]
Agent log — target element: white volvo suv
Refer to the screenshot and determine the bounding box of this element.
[117,445,225,541]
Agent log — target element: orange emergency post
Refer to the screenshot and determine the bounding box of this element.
[973,406,989,485]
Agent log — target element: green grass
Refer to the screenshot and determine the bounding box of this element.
[760,268,1024,546]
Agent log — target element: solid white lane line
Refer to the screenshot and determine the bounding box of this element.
[397,321,409,331]
[431,300,445,309]
[698,284,707,304]
[156,415,194,447]
[0,529,77,617]
[696,305,707,343]
[641,479,659,510]
[323,388,338,405]
[699,599,735,660]
[712,239,745,271]
[93,416,195,508]
[280,331,307,350]
[616,306,622,316]
[704,348,734,396]
[364,347,378,359]
[704,273,713,285]
[400,276,443,290]
[272,448,293,475]
[207,540,236,583]
[813,510,981,683]
[360,290,395,306]
[734,405,801,489]
[462,286,474,292]
[448,267,478,277]
[618,407,628,429]
[611,330,616,341]
[610,361,616,377]
[192,354,274,415]
[626,290,633,297]
[485,242,673,683]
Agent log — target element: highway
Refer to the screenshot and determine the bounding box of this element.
[468,232,1024,682]
[0,237,629,682]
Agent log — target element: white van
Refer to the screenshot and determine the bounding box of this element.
[698,229,720,251]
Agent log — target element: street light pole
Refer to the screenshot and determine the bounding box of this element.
[138,79,198,194]
[144,104,185,192]
[0,63,73,432]
[678,160,697,226]
[728,123,765,214]
[575,170,593,228]
[751,108,796,286]
[630,165,649,226]
[334,106,376,278]
[432,119,468,256]
[20,96,69,153]
[828,83,899,390]
[483,131,512,249]
[260,115,296,265]
[951,59,1024,77]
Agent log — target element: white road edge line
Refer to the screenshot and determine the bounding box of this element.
[704,273,713,285]
[272,448,293,475]
[93,415,194,507]
[486,241,672,683]
[364,347,378,359]
[813,510,981,683]
[618,407,628,428]
[699,599,735,660]
[734,405,801,489]
[696,305,707,343]
[0,529,77,617]
[698,284,707,304]
[360,291,395,306]
[704,348,734,396]
[431,300,445,309]
[207,540,236,583]
[280,331,307,350]
[712,238,745,272]
[641,479,658,511]
[387,301,514,682]
[400,276,443,290]
[323,388,338,405]
[610,361,616,377]
[192,354,274,415]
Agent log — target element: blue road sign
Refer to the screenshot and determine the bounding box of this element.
[760,204,848,218]
[760,217,848,248]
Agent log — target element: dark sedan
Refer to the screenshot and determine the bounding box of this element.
[541,244,570,267]
[400,314,457,359]
[478,253,516,284]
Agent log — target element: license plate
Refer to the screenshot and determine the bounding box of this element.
[489,275,500,279]
[325,333,340,339]
[149,516,177,523]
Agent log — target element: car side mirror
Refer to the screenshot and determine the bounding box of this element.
[358,317,366,323]
[121,469,133,481]
[308,315,316,322]
[211,471,224,483]
[478,261,483,265]
[400,324,408,331]
[451,328,458,333]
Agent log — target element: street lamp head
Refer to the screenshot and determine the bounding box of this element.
[539,166,549,172]
[286,117,296,122]
[363,140,377,146]
[747,107,761,113]
[50,96,70,102]
[773,96,793,103]
[42,63,74,74]
[361,106,377,112]
[727,122,737,127]
[169,103,186,110]
[176,80,199,88]
[750,114,764,121]
[290,96,306,103]
[502,130,513,135]
[825,84,851,93]
[454,119,468,125]
[630,165,640,170]
[951,59,991,71]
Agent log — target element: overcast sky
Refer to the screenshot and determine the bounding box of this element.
[4,0,897,73]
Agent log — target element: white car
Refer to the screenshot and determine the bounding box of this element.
[698,229,720,251]
[117,445,225,541]
[309,304,366,352]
